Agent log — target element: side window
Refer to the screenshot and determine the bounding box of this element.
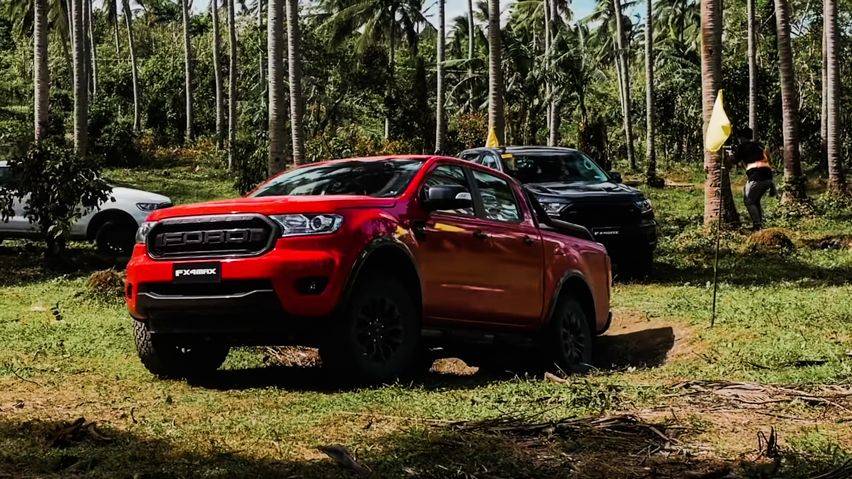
[472,170,522,223]
[422,165,475,216]
[460,152,479,162]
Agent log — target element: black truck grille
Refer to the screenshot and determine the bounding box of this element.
[560,203,638,227]
[147,214,277,259]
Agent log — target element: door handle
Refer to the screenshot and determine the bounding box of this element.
[473,229,489,240]
[522,235,535,246]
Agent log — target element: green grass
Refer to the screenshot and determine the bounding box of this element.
[0,154,849,477]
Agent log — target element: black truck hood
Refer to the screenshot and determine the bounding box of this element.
[524,181,644,201]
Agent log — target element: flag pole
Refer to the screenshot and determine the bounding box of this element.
[710,149,725,327]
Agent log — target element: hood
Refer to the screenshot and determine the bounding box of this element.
[147,195,396,221]
[110,186,171,204]
[524,181,643,201]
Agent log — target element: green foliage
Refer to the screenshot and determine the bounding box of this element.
[232,132,269,195]
[88,98,141,166]
[0,141,112,256]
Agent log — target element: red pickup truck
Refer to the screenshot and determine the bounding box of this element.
[126,156,612,383]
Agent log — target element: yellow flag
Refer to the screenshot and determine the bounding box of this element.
[485,128,500,148]
[705,89,732,153]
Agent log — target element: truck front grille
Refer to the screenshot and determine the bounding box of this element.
[560,203,638,227]
[147,214,277,259]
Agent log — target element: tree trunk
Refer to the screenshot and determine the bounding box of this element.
[547,0,559,146]
[34,0,49,141]
[773,0,806,202]
[645,0,659,186]
[467,0,474,112]
[268,0,287,174]
[212,0,224,149]
[486,0,504,144]
[227,0,238,168]
[86,0,98,99]
[820,7,827,162]
[72,0,88,156]
[384,15,396,141]
[701,0,739,226]
[258,0,266,121]
[544,0,551,145]
[613,0,635,170]
[112,0,121,56]
[435,0,446,153]
[285,0,305,164]
[824,0,845,193]
[181,0,193,142]
[122,0,139,132]
[747,0,757,138]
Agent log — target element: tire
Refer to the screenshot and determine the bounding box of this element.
[542,296,593,373]
[133,320,229,379]
[96,220,136,256]
[320,274,421,384]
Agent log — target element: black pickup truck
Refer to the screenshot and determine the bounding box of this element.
[459,146,657,274]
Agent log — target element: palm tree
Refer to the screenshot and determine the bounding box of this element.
[467,0,475,111]
[86,0,98,98]
[612,0,635,170]
[180,0,193,142]
[746,0,756,138]
[320,0,430,140]
[547,0,561,147]
[212,0,225,149]
[645,0,660,186]
[700,0,737,226]
[71,0,88,155]
[122,0,140,131]
[227,0,238,168]
[34,0,49,141]
[772,0,806,203]
[824,0,845,193]
[106,0,121,55]
[286,0,305,163]
[268,0,286,174]
[435,0,446,153]
[486,0,504,144]
[257,0,266,118]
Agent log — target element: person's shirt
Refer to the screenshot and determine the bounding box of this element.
[734,140,773,182]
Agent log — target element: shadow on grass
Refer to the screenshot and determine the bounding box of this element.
[1,416,846,478]
[191,326,677,393]
[0,243,127,288]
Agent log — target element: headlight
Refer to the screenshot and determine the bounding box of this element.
[135,221,156,244]
[634,198,653,214]
[136,202,172,211]
[270,214,343,237]
[540,201,568,216]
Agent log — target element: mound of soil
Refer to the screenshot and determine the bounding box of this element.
[746,228,795,254]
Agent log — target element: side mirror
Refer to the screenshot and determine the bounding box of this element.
[422,185,473,211]
[609,171,623,184]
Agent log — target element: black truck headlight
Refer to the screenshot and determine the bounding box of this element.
[270,214,343,237]
[634,198,653,214]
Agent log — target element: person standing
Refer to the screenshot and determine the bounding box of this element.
[734,128,776,230]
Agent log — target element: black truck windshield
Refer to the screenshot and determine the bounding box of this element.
[252,159,423,198]
[507,152,609,184]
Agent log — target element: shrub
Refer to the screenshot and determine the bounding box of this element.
[232,132,269,195]
[86,269,126,302]
[88,98,141,166]
[0,141,112,256]
[454,113,487,150]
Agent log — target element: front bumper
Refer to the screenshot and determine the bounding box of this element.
[125,236,356,327]
[591,219,658,257]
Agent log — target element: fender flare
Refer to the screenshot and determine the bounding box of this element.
[544,270,597,333]
[339,236,423,312]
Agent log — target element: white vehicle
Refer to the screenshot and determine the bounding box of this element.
[0,161,172,254]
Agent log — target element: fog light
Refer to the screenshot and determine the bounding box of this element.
[295,277,328,295]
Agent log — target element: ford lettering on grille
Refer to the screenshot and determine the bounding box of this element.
[155,228,266,248]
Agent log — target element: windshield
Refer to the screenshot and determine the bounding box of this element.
[505,151,610,184]
[251,159,423,198]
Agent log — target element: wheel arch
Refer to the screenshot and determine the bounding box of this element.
[344,238,423,314]
[86,208,138,240]
[547,271,597,335]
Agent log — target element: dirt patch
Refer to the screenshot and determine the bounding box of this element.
[803,234,852,251]
[594,311,700,370]
[263,346,321,368]
[745,228,796,254]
